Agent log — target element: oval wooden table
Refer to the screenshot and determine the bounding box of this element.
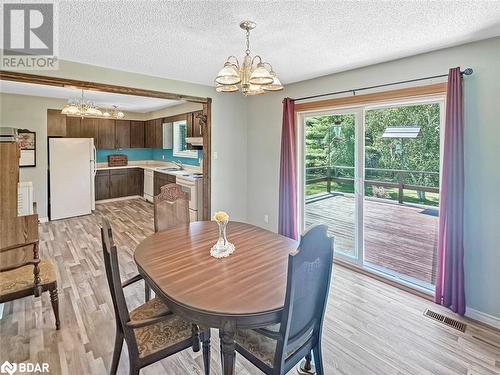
[134,221,298,375]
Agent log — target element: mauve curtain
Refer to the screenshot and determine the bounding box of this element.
[434,67,465,315]
[278,98,298,240]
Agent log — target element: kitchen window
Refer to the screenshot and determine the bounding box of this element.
[173,120,197,158]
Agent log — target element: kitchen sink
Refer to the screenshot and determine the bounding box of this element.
[156,167,181,172]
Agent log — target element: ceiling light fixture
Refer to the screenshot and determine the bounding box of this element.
[215,20,283,96]
[61,89,125,119]
[102,106,125,119]
[61,89,103,118]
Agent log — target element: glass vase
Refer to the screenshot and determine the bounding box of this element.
[210,220,235,258]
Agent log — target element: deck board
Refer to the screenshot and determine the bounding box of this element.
[305,194,438,285]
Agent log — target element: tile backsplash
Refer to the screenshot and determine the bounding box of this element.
[96,148,201,166]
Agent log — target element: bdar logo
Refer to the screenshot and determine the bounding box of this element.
[0,361,17,375]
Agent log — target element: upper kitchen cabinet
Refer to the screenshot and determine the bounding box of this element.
[192,110,204,138]
[47,109,67,137]
[81,118,99,144]
[144,119,155,148]
[66,116,82,138]
[115,120,130,149]
[144,118,163,148]
[97,119,115,149]
[130,121,145,148]
[154,119,163,148]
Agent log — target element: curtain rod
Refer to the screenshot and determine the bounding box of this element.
[292,68,473,102]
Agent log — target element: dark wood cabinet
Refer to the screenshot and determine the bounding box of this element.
[66,116,81,138]
[95,170,110,201]
[154,171,176,196]
[47,109,67,137]
[115,120,130,149]
[127,168,143,196]
[144,120,155,148]
[98,119,115,149]
[144,118,164,148]
[81,118,99,144]
[192,110,204,138]
[130,121,145,148]
[110,169,128,198]
[96,168,145,201]
[153,119,163,148]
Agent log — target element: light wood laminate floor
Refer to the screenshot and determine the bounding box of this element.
[0,198,499,374]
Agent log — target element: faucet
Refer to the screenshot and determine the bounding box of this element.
[172,160,184,170]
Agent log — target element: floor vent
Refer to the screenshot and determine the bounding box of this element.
[423,309,467,332]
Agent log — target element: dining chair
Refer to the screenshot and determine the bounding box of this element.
[233,224,334,375]
[144,183,190,301]
[0,212,60,330]
[100,218,210,375]
[153,183,190,233]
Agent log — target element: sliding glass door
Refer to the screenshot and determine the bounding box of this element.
[300,108,363,262]
[299,98,443,291]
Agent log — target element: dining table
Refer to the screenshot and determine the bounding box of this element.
[134,220,299,375]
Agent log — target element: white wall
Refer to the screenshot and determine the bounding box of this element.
[246,37,500,319]
[1,94,67,218]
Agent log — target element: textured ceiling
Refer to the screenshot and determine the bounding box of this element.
[0,81,184,112]
[48,1,500,85]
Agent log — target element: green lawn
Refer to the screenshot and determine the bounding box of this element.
[305,182,439,207]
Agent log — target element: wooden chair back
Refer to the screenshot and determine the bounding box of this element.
[275,225,334,370]
[153,183,189,232]
[100,218,140,358]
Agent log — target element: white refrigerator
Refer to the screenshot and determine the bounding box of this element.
[49,138,96,220]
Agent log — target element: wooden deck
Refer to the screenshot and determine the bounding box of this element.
[305,194,438,285]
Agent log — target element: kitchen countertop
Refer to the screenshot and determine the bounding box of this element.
[96,160,203,177]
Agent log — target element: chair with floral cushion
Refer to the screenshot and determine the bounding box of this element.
[233,225,334,375]
[0,213,60,330]
[100,218,210,375]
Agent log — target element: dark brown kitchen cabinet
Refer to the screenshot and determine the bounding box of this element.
[109,169,128,198]
[115,120,130,149]
[153,118,163,148]
[98,119,115,149]
[144,120,155,148]
[66,116,81,138]
[47,109,67,137]
[130,121,145,148]
[127,168,143,196]
[153,171,176,196]
[144,119,163,148]
[192,110,204,138]
[81,118,99,143]
[95,170,110,201]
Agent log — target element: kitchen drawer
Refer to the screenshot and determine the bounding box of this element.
[110,168,129,175]
[96,169,110,176]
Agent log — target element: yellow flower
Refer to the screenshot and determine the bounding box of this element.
[213,211,229,223]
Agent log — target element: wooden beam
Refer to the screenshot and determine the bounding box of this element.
[0,70,208,103]
[202,99,212,220]
[295,83,447,112]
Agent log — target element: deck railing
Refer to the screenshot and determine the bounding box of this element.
[306,165,439,203]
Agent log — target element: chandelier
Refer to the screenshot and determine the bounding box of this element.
[215,20,283,96]
[102,106,125,119]
[61,89,124,119]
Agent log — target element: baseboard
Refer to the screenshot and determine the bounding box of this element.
[466,307,500,330]
[95,196,144,204]
[39,217,49,223]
